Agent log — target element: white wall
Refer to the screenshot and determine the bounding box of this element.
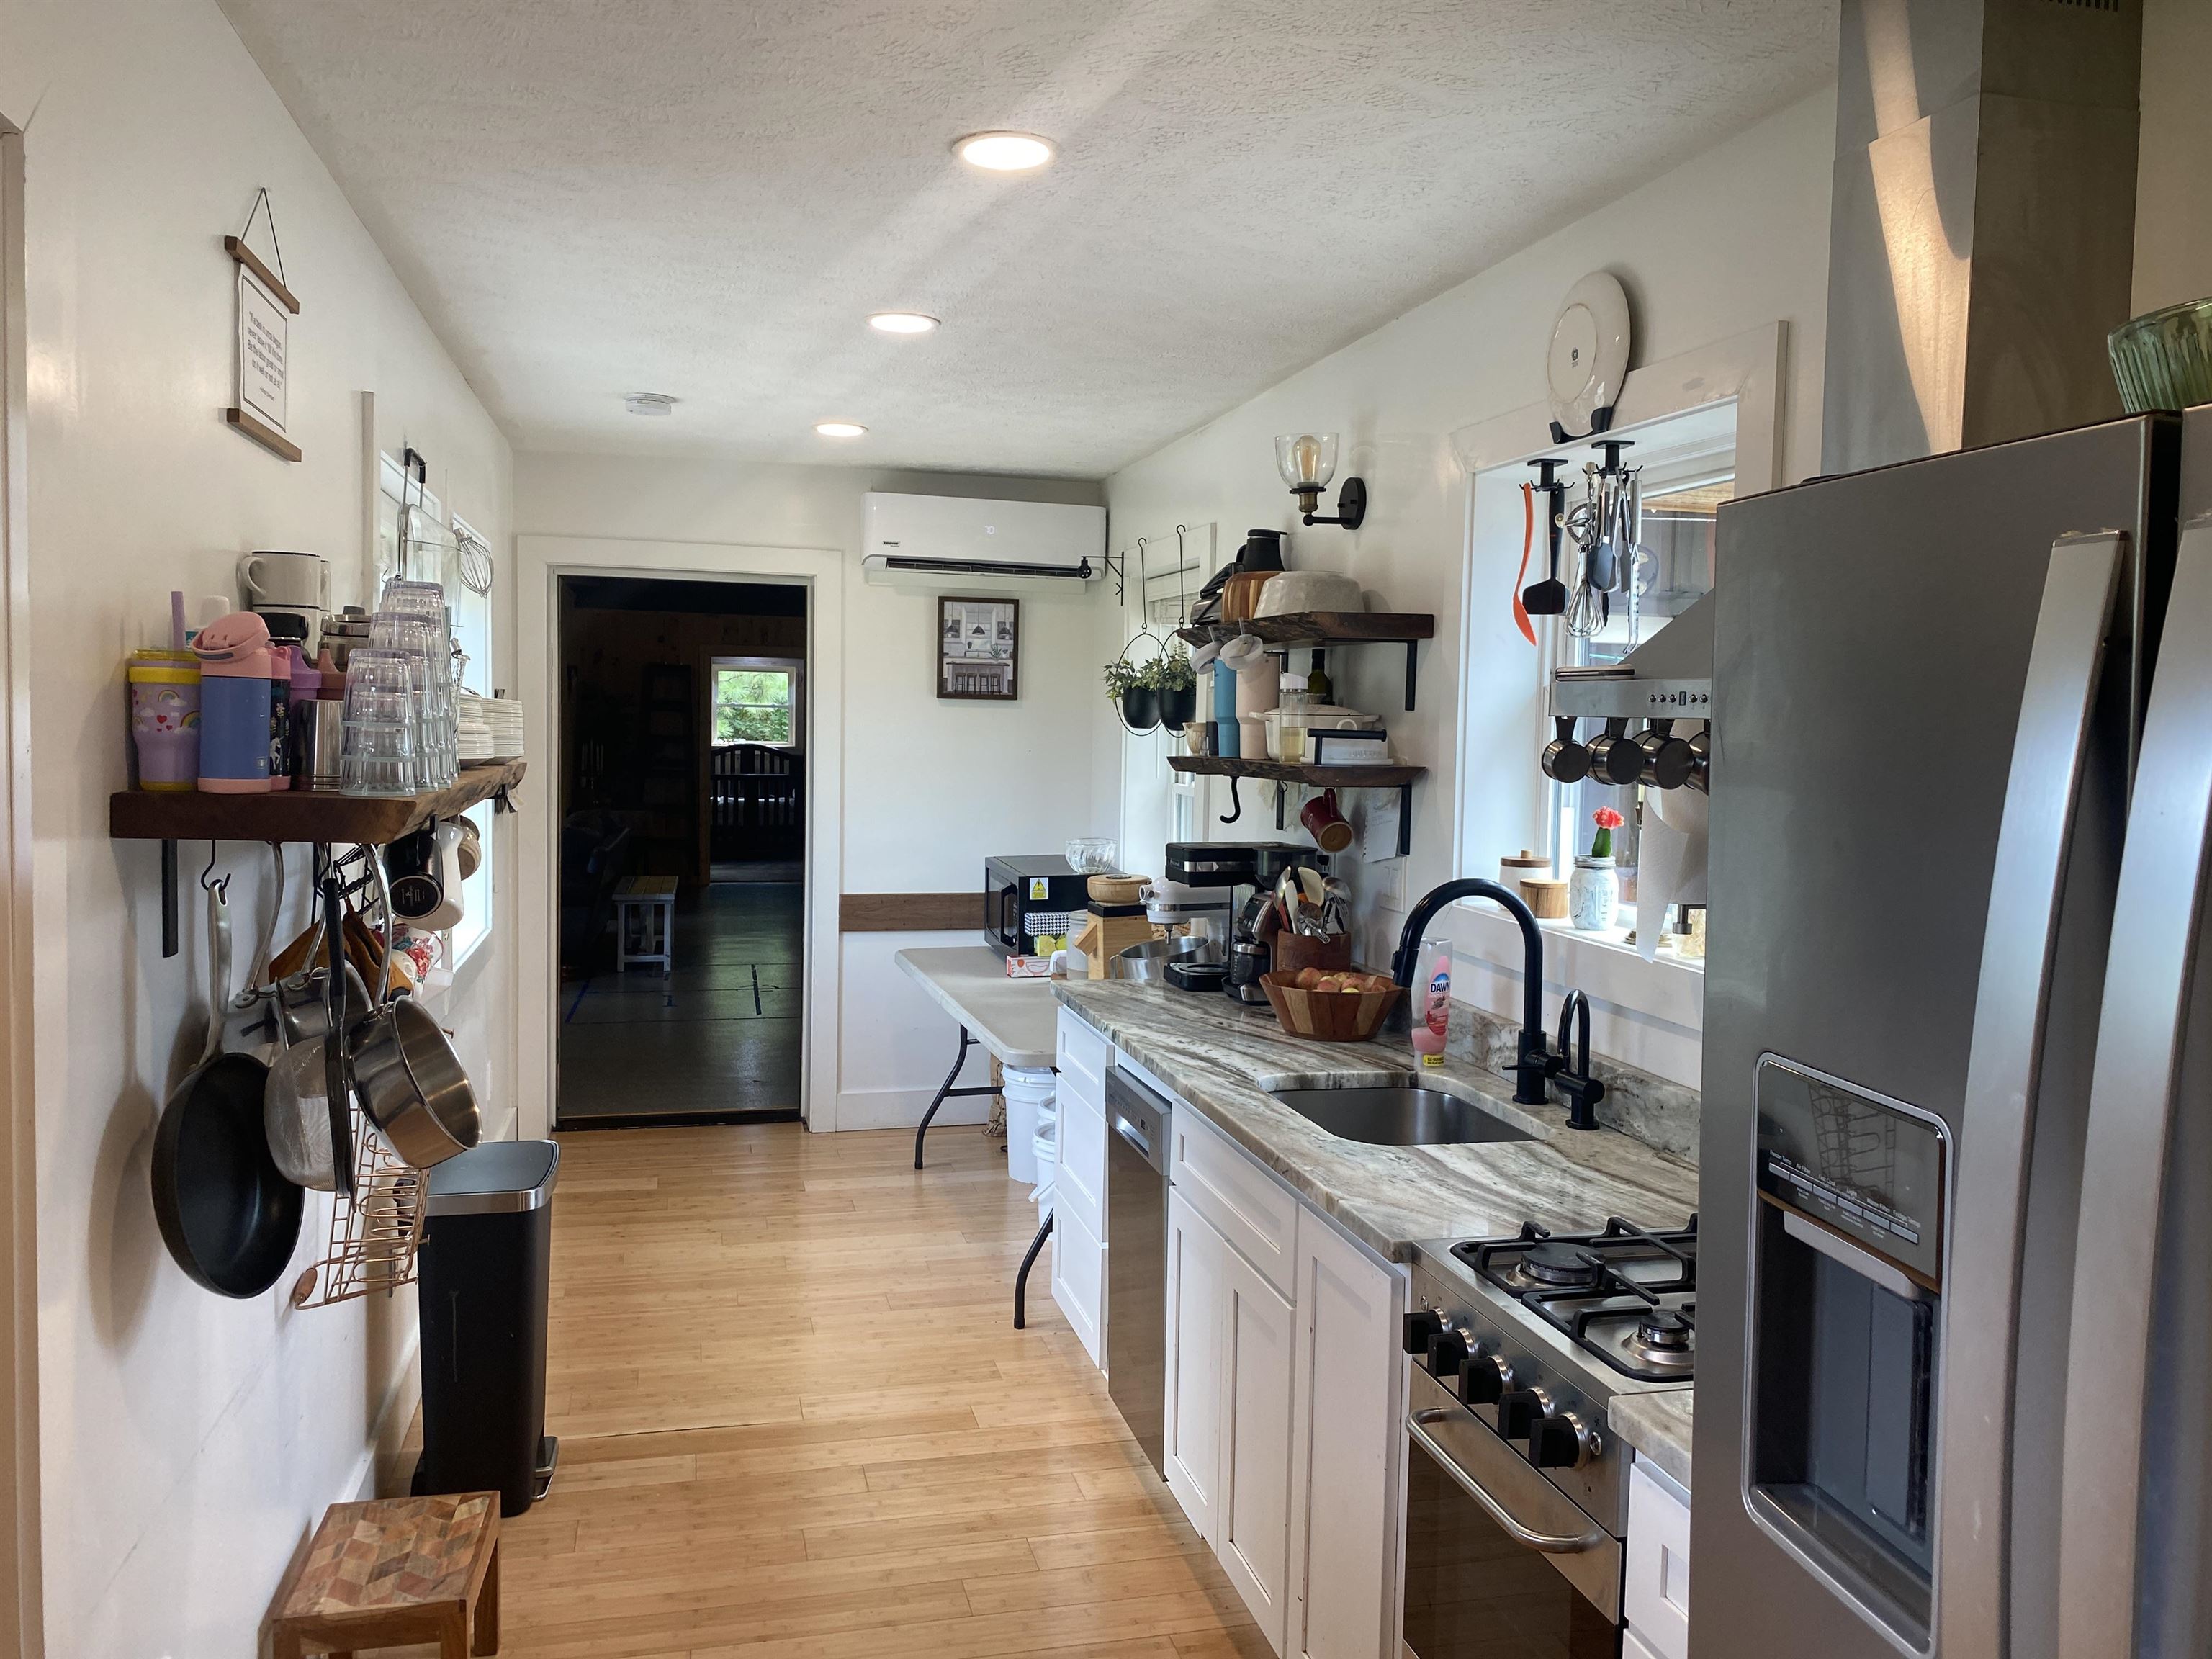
[1100,89,1837,1082]
[2134,0,2212,315]
[0,4,513,1653]
[512,455,1105,1130]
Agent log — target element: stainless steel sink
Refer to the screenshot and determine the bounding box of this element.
[1268,1084,1537,1147]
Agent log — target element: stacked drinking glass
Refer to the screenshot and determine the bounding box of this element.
[339,580,458,796]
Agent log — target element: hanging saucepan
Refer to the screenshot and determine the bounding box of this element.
[263,877,358,1194]
[347,846,479,1168]
[218,842,288,1064]
[151,874,303,1297]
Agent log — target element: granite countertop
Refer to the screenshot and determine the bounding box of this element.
[1052,979,1698,1261]
[1609,1388,1694,1490]
[897,947,1058,1069]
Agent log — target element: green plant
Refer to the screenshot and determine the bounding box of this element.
[1103,660,1142,700]
[1588,806,1624,860]
[1146,647,1195,692]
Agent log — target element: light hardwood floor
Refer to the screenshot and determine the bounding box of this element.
[488,1120,1269,1658]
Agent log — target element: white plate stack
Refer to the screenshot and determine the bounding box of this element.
[459,695,524,763]
[457,695,495,763]
[483,698,525,761]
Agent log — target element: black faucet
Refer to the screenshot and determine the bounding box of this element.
[1391,878,1554,1107]
[1552,989,1606,1131]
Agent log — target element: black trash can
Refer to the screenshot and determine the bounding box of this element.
[415,1139,561,1516]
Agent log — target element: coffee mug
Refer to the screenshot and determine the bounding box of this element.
[238,550,329,613]
[1299,788,1355,855]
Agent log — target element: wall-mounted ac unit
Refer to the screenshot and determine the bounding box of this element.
[861,493,1105,589]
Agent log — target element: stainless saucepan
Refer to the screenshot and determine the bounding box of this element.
[346,845,479,1167]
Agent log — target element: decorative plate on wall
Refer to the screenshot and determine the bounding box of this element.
[1547,271,1632,441]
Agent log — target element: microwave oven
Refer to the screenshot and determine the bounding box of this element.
[985,855,1093,956]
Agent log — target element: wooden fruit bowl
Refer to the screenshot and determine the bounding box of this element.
[1259,971,1403,1043]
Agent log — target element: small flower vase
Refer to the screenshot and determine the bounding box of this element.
[1568,855,1618,931]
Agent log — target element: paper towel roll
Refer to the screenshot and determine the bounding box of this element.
[1635,787,1709,961]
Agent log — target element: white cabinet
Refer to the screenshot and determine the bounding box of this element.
[1123,1042,1409,1659]
[1165,1189,1225,1537]
[1624,1460,1692,1659]
[1051,1010,1110,1366]
[1050,1184,1105,1366]
[1216,1236,1296,1652]
[1286,1208,1404,1659]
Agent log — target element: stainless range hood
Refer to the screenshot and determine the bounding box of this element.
[1821,0,2145,475]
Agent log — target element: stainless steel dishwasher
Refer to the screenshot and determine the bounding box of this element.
[1105,1065,1170,1473]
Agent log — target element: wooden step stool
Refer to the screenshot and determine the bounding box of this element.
[612,874,679,974]
[272,1492,500,1658]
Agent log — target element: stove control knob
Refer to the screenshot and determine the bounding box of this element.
[1527,1411,1601,1471]
[1426,1328,1470,1378]
[1403,1309,1444,1356]
[1497,1388,1545,1441]
[1460,1354,1516,1407]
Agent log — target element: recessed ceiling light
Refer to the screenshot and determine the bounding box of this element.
[953,131,1056,173]
[626,392,678,416]
[814,421,868,438]
[868,311,940,335]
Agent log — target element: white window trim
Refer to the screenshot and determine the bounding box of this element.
[1421,322,1786,1079]
[711,655,805,751]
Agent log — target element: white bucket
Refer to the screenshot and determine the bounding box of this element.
[1002,1066,1055,1186]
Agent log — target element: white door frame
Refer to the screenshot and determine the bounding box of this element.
[0,113,45,1656]
[512,535,843,1136]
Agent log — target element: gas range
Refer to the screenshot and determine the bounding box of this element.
[1406,1215,1697,1537]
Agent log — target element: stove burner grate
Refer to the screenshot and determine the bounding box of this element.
[1455,1215,1700,1380]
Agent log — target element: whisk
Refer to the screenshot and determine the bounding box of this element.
[457,529,494,597]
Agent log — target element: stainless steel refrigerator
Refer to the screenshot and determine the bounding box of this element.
[1693,405,2212,1659]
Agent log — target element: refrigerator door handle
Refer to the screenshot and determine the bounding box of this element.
[2059,513,2212,1659]
[1939,529,2125,1659]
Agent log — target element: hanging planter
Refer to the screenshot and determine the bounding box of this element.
[1151,644,1197,728]
[1105,655,1160,734]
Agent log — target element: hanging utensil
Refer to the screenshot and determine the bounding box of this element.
[151,870,302,1296]
[320,870,356,1200]
[346,848,480,1169]
[1522,459,1570,616]
[1511,483,1537,646]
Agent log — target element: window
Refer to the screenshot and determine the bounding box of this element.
[713,657,802,747]
[1462,400,1732,912]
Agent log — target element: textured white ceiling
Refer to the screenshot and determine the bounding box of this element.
[222,0,1835,477]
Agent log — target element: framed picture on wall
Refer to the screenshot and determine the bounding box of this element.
[938,596,1020,701]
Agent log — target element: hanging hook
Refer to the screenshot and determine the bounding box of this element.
[199,842,228,902]
[1218,773,1244,826]
[1174,525,1190,624]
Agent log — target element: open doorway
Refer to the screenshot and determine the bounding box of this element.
[555,575,806,1126]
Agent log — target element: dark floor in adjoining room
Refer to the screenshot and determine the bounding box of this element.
[558,881,803,1124]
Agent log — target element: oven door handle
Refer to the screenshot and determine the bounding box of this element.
[1406,1409,1602,1555]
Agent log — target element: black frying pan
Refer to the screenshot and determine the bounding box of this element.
[151,878,302,1298]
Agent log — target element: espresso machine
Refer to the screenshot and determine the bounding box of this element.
[1156,842,1321,1001]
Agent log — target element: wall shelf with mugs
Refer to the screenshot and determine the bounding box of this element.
[1167,754,1424,857]
[109,759,523,956]
[1174,611,1434,711]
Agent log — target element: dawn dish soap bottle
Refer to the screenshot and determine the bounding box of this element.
[1411,935,1452,1068]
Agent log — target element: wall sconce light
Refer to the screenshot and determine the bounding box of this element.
[1274,432,1367,529]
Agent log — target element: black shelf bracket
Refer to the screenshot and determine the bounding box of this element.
[1403,640,1419,712]
[1397,783,1413,858]
[1274,781,1286,830]
[160,839,179,958]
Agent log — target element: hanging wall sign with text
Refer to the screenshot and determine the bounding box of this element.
[223,189,302,462]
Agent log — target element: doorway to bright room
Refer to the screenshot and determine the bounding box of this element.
[555,575,806,1126]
